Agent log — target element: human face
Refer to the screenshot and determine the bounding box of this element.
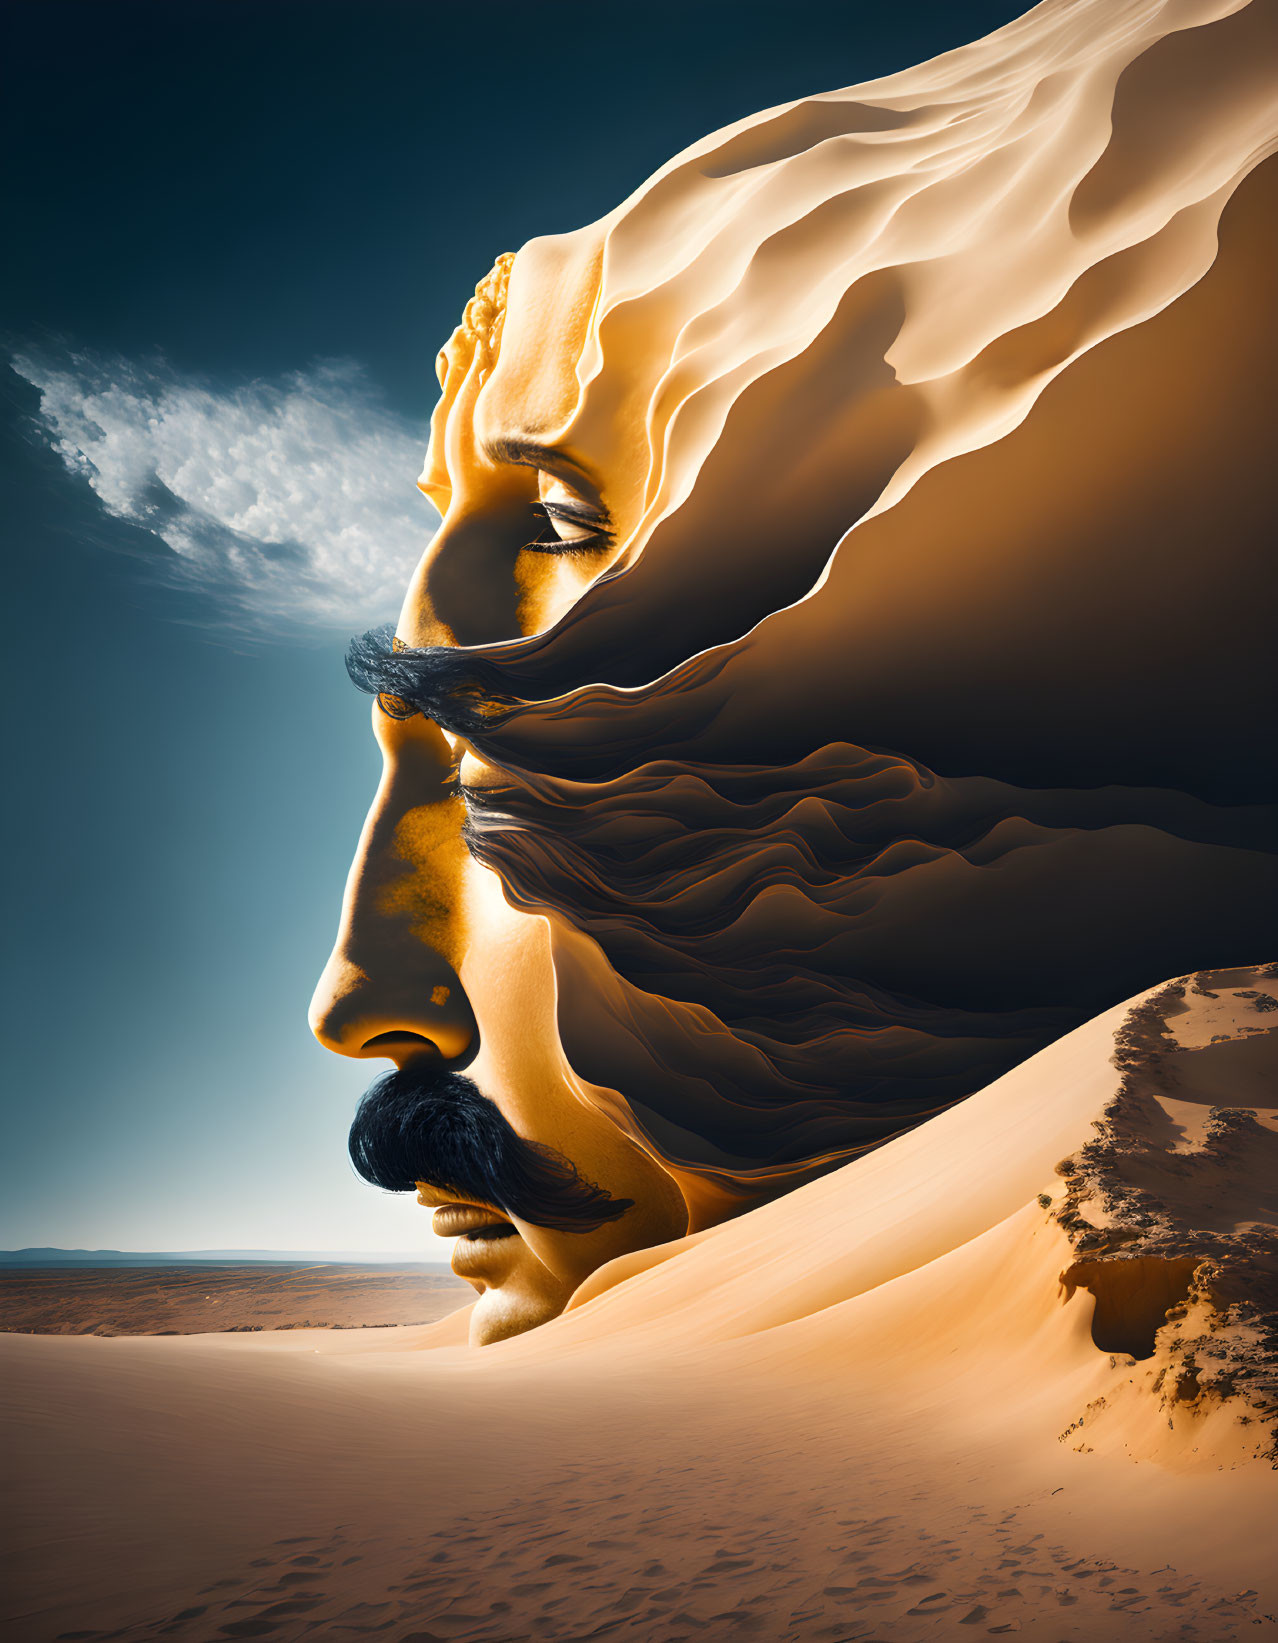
[309,235,689,1346]
[311,112,1278,1344]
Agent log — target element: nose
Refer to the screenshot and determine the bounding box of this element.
[308,709,479,1068]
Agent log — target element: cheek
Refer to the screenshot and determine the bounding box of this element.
[457,857,689,1280]
[513,550,618,636]
[458,869,618,1180]
[457,857,564,1111]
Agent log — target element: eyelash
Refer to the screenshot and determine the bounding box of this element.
[521,500,614,558]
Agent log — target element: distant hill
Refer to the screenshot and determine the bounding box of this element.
[1,1247,451,1269]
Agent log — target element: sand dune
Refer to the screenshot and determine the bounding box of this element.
[4,966,1274,1640]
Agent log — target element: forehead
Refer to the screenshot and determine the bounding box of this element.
[473,230,605,449]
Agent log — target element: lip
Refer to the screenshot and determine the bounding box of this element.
[431,1202,516,1240]
[415,1182,481,1210]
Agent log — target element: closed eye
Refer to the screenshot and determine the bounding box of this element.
[521,500,614,558]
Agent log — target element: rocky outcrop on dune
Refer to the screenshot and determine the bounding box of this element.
[1054,964,1278,1461]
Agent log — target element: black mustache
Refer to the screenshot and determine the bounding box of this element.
[347,1063,634,1233]
[346,625,516,740]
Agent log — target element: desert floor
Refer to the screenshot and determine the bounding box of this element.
[3,1318,1275,1643]
[0,1265,470,1337]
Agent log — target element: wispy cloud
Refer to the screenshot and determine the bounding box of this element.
[13,350,436,632]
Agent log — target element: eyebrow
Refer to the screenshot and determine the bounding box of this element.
[481,434,604,504]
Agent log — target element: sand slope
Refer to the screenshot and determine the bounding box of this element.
[4,966,1275,1641]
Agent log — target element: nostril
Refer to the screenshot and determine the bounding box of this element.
[363,1030,436,1051]
[356,1021,478,1067]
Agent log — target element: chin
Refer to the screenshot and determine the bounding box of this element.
[468,1287,565,1346]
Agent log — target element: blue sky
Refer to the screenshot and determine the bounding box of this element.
[1,0,1023,1254]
